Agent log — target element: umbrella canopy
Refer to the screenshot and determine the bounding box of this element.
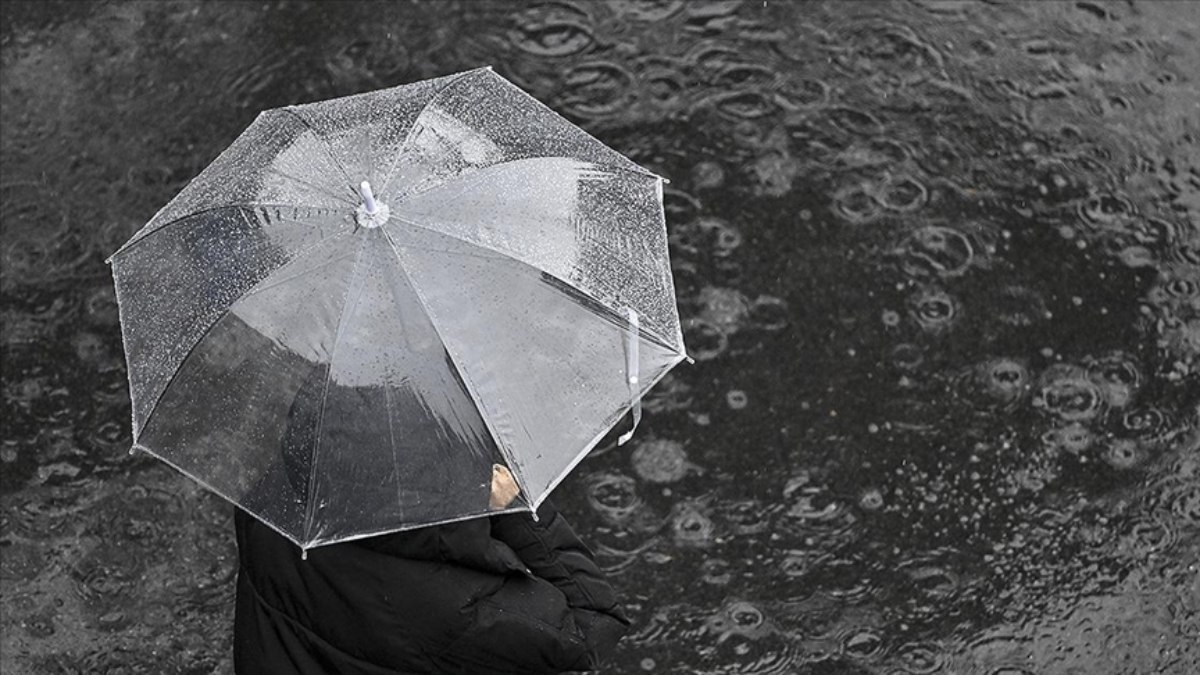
[108,67,688,550]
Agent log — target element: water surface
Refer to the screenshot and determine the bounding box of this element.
[2,1,1199,673]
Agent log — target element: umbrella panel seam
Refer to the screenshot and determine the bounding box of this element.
[530,351,688,512]
[277,107,361,205]
[390,219,682,353]
[123,214,350,439]
[302,237,373,545]
[377,68,489,198]
[109,204,345,261]
[377,226,534,508]
[378,68,659,201]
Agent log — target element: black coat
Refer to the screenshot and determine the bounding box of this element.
[234,500,630,674]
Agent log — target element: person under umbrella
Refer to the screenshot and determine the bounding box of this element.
[107,68,690,674]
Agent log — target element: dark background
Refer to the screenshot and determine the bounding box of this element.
[2,1,1198,673]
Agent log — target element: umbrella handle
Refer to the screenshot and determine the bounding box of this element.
[618,308,641,446]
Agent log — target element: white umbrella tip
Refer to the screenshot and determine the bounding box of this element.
[355,180,390,229]
[358,181,378,215]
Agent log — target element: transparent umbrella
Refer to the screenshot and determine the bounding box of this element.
[107,67,689,551]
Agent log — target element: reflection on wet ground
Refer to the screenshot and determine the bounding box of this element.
[2,0,1198,672]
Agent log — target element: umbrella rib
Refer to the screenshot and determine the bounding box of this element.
[531,350,689,512]
[109,204,343,261]
[377,226,534,504]
[130,225,356,441]
[382,384,404,520]
[378,68,659,200]
[390,218,681,353]
[278,108,361,204]
[239,244,357,299]
[377,68,486,197]
[393,155,659,208]
[302,237,373,546]
[379,68,660,199]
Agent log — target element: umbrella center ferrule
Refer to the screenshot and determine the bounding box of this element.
[356,201,391,229]
[356,180,390,229]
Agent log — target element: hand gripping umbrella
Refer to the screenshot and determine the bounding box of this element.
[108,67,689,552]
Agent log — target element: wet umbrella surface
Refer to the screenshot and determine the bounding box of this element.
[106,67,686,550]
[2,1,1199,673]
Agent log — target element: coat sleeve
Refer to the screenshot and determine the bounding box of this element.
[433,500,631,673]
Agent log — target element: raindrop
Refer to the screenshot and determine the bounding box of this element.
[777,77,830,109]
[1041,422,1094,455]
[1167,483,1200,524]
[3,237,54,287]
[1117,245,1155,268]
[718,499,772,535]
[1034,365,1105,422]
[560,61,634,117]
[713,63,776,90]
[631,439,698,483]
[1120,516,1177,555]
[1120,406,1172,440]
[1079,192,1135,227]
[907,287,958,333]
[707,600,770,640]
[915,136,968,177]
[893,642,944,674]
[0,541,46,583]
[1086,351,1141,409]
[683,318,729,362]
[748,295,789,331]
[726,389,749,410]
[828,106,884,136]
[897,225,975,278]
[697,286,752,333]
[73,331,109,366]
[701,557,733,585]
[709,90,779,120]
[890,343,925,370]
[835,21,944,83]
[834,183,883,224]
[1101,439,1145,470]
[632,57,687,109]
[85,287,120,325]
[877,174,927,212]
[509,18,595,57]
[609,0,686,21]
[699,217,744,258]
[858,487,885,511]
[642,375,694,414]
[691,161,726,190]
[1032,158,1086,204]
[662,186,702,223]
[672,502,716,547]
[587,473,643,522]
[992,285,1048,327]
[841,627,885,659]
[957,358,1030,409]
[905,564,959,599]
